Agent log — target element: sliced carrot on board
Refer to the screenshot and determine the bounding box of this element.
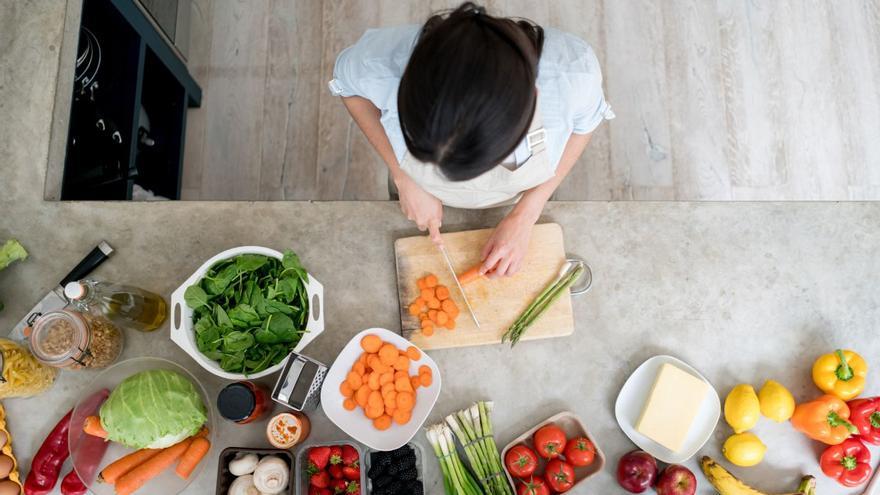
[428,310,438,323]
[393,355,410,371]
[436,311,449,325]
[361,334,382,353]
[406,346,421,360]
[441,299,458,314]
[457,265,483,284]
[373,415,393,430]
[427,298,441,309]
[343,398,357,411]
[408,303,420,316]
[420,372,433,387]
[421,321,434,336]
[435,286,450,300]
[424,274,438,287]
[444,319,456,330]
[417,277,427,290]
[419,288,434,300]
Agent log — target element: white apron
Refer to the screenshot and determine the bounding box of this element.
[399,102,555,209]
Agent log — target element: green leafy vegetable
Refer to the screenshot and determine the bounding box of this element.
[0,239,28,313]
[185,250,310,374]
[99,369,207,449]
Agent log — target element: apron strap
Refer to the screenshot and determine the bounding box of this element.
[526,128,546,154]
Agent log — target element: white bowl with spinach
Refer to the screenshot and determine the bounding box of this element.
[170,246,324,379]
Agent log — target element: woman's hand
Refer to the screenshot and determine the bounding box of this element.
[396,174,444,244]
[480,206,540,277]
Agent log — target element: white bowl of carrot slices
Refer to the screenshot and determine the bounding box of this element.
[320,328,441,451]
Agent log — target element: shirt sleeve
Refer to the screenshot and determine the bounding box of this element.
[567,40,614,135]
[328,25,421,110]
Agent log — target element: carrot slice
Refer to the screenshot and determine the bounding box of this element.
[419,288,434,301]
[408,303,420,316]
[393,355,410,371]
[435,286,450,300]
[367,372,381,391]
[424,274,438,287]
[373,415,393,430]
[393,409,412,425]
[419,365,431,376]
[444,319,456,330]
[339,382,353,398]
[378,344,399,366]
[405,346,421,360]
[417,277,427,290]
[428,310,438,323]
[395,376,413,392]
[397,391,415,411]
[436,311,449,325]
[361,334,382,353]
[410,375,421,390]
[422,325,434,336]
[355,386,370,408]
[420,372,433,387]
[343,398,357,410]
[353,361,366,376]
[346,372,363,390]
[427,298,441,309]
[441,299,457,314]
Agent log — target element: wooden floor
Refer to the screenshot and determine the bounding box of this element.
[180,0,880,201]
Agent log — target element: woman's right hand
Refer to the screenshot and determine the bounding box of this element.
[395,173,444,244]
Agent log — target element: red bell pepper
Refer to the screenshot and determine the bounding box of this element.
[819,437,872,487]
[24,410,72,495]
[848,397,880,445]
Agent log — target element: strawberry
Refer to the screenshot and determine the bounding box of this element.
[308,487,332,495]
[346,480,361,494]
[341,444,359,466]
[310,470,330,488]
[329,445,343,465]
[328,464,343,479]
[341,464,360,481]
[329,478,347,493]
[308,446,331,471]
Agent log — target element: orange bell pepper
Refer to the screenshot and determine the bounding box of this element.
[792,395,858,445]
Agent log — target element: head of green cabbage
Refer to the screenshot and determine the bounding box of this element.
[100,369,207,449]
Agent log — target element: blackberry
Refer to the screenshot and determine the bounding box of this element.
[398,467,418,481]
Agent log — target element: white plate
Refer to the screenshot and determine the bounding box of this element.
[169,246,325,380]
[614,355,720,464]
[320,328,441,451]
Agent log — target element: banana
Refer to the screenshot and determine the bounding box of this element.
[700,457,816,495]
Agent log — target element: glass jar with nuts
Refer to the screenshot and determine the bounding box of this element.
[27,310,123,369]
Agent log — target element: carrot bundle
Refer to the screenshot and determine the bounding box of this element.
[114,438,193,495]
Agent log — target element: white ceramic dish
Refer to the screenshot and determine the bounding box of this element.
[614,355,720,464]
[170,246,325,380]
[321,328,441,451]
[68,357,215,495]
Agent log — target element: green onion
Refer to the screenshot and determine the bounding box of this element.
[503,262,585,346]
[427,424,484,495]
[444,402,513,495]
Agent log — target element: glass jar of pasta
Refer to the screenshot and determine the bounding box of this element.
[27,310,123,369]
[0,338,57,398]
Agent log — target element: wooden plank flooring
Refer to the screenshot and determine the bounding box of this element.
[181,0,880,201]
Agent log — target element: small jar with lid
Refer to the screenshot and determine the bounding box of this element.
[27,310,124,369]
[217,381,271,424]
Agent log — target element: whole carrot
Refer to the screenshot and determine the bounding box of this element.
[174,437,211,479]
[82,416,108,439]
[98,448,160,484]
[457,265,483,285]
[114,438,192,495]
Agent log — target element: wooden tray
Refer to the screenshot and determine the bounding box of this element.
[394,223,575,350]
[500,411,605,491]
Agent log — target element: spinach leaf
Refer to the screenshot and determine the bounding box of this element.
[214,304,233,329]
[204,264,239,295]
[222,331,255,352]
[235,254,269,273]
[228,304,261,328]
[184,285,209,309]
[255,313,299,344]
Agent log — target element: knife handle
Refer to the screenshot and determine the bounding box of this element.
[60,241,114,286]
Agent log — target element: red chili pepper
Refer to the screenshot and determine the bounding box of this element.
[848,397,880,445]
[59,470,87,495]
[24,410,72,495]
[819,437,872,487]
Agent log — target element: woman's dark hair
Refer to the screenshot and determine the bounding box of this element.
[398,2,544,181]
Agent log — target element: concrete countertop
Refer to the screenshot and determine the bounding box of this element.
[3,2,880,495]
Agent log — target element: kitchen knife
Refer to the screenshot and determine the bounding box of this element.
[437,243,481,329]
[9,241,114,338]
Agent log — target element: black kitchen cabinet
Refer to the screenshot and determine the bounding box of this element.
[61,0,200,200]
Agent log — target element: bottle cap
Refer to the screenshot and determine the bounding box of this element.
[64,282,86,300]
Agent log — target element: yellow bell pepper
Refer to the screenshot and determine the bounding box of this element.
[812,349,867,400]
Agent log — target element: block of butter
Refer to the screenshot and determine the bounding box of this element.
[636,362,709,452]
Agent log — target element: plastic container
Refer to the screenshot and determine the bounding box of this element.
[364,442,426,494]
[320,328,441,451]
[295,441,365,495]
[68,357,215,495]
[215,447,295,495]
[28,310,123,369]
[169,246,325,380]
[0,338,57,398]
[500,411,605,492]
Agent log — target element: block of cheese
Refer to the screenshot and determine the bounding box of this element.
[635,362,709,452]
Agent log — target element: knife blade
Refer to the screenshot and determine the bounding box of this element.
[10,241,114,338]
[437,243,480,328]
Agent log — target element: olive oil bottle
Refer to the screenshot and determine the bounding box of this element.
[64,279,167,332]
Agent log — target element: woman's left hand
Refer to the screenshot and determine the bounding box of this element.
[480,207,540,278]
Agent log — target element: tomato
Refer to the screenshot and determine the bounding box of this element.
[517,476,551,495]
[545,459,576,492]
[505,445,539,478]
[533,425,567,459]
[563,436,596,467]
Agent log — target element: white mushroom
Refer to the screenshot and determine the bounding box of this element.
[228,474,260,495]
[229,453,260,476]
[252,456,289,495]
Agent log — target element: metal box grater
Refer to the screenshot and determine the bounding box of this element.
[271,352,327,412]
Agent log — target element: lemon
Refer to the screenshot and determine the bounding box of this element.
[757,379,795,422]
[722,432,767,466]
[724,384,761,433]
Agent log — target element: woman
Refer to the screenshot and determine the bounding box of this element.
[329,2,612,277]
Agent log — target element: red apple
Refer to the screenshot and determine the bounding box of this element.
[616,450,658,493]
[656,465,697,495]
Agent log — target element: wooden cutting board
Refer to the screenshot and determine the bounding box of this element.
[394,223,575,349]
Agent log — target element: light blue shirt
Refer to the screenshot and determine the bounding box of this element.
[329,25,614,171]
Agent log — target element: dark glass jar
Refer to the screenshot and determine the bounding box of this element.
[216,381,270,424]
